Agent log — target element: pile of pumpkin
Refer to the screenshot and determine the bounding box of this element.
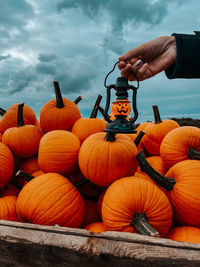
[0,81,200,245]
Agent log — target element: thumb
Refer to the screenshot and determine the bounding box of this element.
[118,44,145,61]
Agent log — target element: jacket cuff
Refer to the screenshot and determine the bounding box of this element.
[165,33,200,79]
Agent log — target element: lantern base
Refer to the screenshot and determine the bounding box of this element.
[104,115,137,134]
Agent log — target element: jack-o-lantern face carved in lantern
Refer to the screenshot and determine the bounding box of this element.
[112,100,131,116]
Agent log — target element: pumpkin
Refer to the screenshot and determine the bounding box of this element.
[32,170,44,177]
[85,222,107,233]
[0,194,18,221]
[137,156,167,176]
[137,151,200,227]
[102,176,172,237]
[0,132,2,142]
[38,130,80,174]
[142,105,180,155]
[0,142,14,188]
[16,173,85,227]
[2,103,43,159]
[167,226,200,244]
[0,104,36,133]
[78,132,138,187]
[72,95,107,144]
[40,81,81,133]
[1,184,20,197]
[160,126,200,169]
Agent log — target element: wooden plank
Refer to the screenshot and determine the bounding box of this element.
[0,220,199,266]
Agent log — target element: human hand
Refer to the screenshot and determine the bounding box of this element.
[118,36,176,81]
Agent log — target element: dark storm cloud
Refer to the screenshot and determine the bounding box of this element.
[0,55,10,61]
[39,53,57,62]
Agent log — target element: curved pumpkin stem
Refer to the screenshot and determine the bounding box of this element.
[74,96,82,105]
[16,170,35,182]
[136,150,176,191]
[74,177,89,189]
[0,108,6,116]
[134,130,145,147]
[130,212,160,237]
[188,148,200,160]
[53,81,64,108]
[90,94,102,118]
[153,105,162,124]
[105,132,116,142]
[17,103,25,127]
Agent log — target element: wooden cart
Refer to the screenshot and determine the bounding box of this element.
[0,220,200,266]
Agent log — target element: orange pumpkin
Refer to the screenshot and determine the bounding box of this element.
[16,173,85,227]
[0,104,36,133]
[85,222,107,233]
[160,126,200,169]
[0,194,18,221]
[142,105,180,155]
[38,130,80,174]
[167,226,200,244]
[1,184,20,197]
[2,103,43,159]
[0,142,14,188]
[137,151,200,227]
[0,132,2,142]
[78,132,138,187]
[102,176,172,237]
[40,81,81,133]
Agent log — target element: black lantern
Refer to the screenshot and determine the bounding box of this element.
[99,61,140,134]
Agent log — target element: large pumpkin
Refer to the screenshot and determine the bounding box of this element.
[160,126,200,169]
[38,130,80,174]
[16,173,85,227]
[78,132,138,187]
[0,143,14,188]
[102,176,172,237]
[40,81,81,133]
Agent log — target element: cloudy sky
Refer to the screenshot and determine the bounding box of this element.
[1,0,200,122]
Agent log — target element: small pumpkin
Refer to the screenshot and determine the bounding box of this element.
[85,222,107,233]
[0,142,14,188]
[0,193,18,222]
[38,130,80,174]
[167,226,200,244]
[40,81,81,133]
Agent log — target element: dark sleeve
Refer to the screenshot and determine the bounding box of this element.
[165,32,200,79]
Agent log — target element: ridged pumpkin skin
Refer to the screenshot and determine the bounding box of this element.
[38,130,80,174]
[166,160,200,227]
[72,118,107,144]
[160,126,200,169]
[0,196,18,221]
[1,184,20,197]
[102,177,173,237]
[142,120,180,156]
[0,143,14,188]
[85,222,107,233]
[167,226,200,244]
[16,173,85,227]
[0,104,36,133]
[2,125,43,159]
[78,132,138,187]
[0,132,2,142]
[40,98,81,133]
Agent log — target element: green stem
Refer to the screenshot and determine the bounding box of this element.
[53,81,64,108]
[0,108,6,116]
[136,150,176,191]
[90,94,102,118]
[188,147,200,160]
[74,178,89,189]
[105,132,116,142]
[16,170,35,182]
[152,105,162,124]
[130,212,160,237]
[74,96,82,105]
[134,130,145,147]
[17,103,25,127]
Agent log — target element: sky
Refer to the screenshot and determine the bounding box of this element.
[0,0,200,123]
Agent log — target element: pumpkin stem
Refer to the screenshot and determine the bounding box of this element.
[0,108,6,116]
[16,170,35,182]
[74,178,89,189]
[53,81,64,108]
[188,148,200,160]
[130,212,160,237]
[90,94,102,118]
[136,150,176,191]
[98,106,112,123]
[153,105,162,124]
[134,130,145,147]
[17,103,25,127]
[74,96,82,105]
[105,132,116,142]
